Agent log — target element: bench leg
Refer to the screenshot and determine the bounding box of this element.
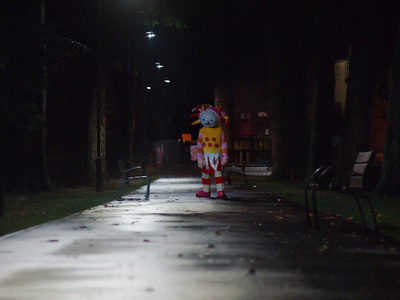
[243,173,248,185]
[227,171,247,185]
[358,194,380,232]
[118,179,126,199]
[312,189,320,231]
[145,176,150,200]
[354,194,367,227]
[366,196,380,232]
[304,189,312,227]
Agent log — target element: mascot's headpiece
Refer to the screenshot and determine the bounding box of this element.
[190,104,229,126]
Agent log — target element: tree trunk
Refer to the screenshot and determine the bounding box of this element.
[20,0,51,192]
[0,112,3,217]
[39,0,50,190]
[0,0,4,217]
[0,123,3,220]
[88,84,106,187]
[334,3,378,186]
[375,22,400,196]
[306,17,336,176]
[128,39,137,166]
[267,15,286,178]
[268,10,308,179]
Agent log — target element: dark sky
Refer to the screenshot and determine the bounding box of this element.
[167,0,273,104]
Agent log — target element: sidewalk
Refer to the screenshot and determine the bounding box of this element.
[1,174,400,300]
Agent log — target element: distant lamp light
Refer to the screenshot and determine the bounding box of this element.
[146,31,156,38]
[146,86,152,90]
[258,112,268,118]
[164,79,171,83]
[155,62,164,69]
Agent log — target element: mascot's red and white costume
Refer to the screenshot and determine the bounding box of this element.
[191,104,229,199]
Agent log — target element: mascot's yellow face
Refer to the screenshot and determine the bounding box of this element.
[200,110,219,128]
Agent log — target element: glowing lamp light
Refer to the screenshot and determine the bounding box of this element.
[146,31,156,38]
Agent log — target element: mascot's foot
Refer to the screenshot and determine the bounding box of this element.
[196,190,210,198]
[217,191,227,199]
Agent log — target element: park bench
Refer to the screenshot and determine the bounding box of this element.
[117,159,150,200]
[224,161,271,185]
[224,162,248,185]
[304,151,379,232]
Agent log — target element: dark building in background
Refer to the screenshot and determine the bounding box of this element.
[215,79,271,166]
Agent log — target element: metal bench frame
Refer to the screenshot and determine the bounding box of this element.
[224,162,248,185]
[304,151,379,232]
[117,159,150,200]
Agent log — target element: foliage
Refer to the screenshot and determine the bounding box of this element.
[1,13,89,132]
[135,0,188,29]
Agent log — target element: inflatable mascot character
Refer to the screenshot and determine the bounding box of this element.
[191,104,229,199]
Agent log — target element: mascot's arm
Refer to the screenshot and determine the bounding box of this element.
[221,130,228,166]
[197,130,205,169]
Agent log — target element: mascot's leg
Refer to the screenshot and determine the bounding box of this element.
[215,170,226,199]
[215,158,226,199]
[196,170,211,198]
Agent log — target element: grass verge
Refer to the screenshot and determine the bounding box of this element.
[237,174,400,240]
[0,178,149,237]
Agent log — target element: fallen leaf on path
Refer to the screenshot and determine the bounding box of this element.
[313,244,330,255]
[247,267,256,275]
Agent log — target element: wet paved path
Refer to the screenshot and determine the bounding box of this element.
[1,175,400,299]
